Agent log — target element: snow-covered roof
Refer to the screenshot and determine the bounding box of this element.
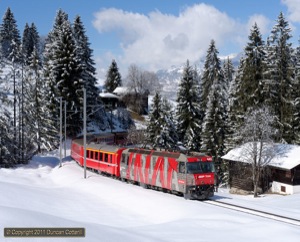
[113,86,129,95]
[222,143,300,170]
[99,92,120,99]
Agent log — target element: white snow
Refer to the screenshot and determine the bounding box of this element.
[1,145,300,242]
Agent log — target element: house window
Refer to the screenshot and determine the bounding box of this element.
[281,186,286,193]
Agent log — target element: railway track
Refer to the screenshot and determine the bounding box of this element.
[203,199,300,226]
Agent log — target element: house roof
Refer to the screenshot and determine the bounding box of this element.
[113,86,129,95]
[99,92,120,99]
[222,143,300,170]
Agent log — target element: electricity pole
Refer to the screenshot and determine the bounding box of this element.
[59,97,62,167]
[83,88,87,179]
[64,101,67,158]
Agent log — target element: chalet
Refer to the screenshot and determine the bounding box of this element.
[113,86,149,115]
[222,143,300,195]
[99,91,123,110]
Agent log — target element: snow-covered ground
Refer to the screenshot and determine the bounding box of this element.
[1,146,299,242]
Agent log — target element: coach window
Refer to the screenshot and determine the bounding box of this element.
[90,151,94,159]
[87,150,90,158]
[95,152,99,160]
[179,162,186,173]
[105,153,108,162]
[99,152,103,161]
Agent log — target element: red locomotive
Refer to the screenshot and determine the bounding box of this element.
[71,135,215,200]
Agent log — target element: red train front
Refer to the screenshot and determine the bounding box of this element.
[71,136,215,200]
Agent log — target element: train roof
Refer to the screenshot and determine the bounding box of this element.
[72,138,123,153]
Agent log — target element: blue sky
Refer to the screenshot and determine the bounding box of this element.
[1,0,300,81]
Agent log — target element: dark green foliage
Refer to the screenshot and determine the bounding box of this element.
[176,60,202,151]
[200,40,227,162]
[0,8,21,60]
[227,24,267,148]
[265,12,294,143]
[105,59,122,93]
[22,23,40,65]
[147,92,178,149]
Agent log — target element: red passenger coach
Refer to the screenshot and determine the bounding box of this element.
[71,138,125,176]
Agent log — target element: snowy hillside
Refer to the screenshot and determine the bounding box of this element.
[0,144,299,242]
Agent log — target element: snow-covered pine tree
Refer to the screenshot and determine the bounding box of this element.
[222,57,235,153]
[44,10,83,136]
[0,111,17,166]
[0,8,21,60]
[224,58,244,151]
[265,12,294,143]
[23,46,58,153]
[292,39,300,145]
[222,57,235,94]
[226,24,267,149]
[241,23,267,110]
[176,60,202,151]
[200,41,227,164]
[146,92,163,148]
[147,92,178,149]
[72,15,108,131]
[43,9,69,136]
[22,23,40,66]
[105,59,122,93]
[200,40,221,118]
[0,63,17,166]
[159,98,178,150]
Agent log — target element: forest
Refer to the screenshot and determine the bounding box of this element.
[0,7,299,175]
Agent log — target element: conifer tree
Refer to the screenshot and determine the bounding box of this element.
[159,98,178,149]
[0,8,21,60]
[72,15,105,129]
[200,40,221,118]
[105,59,122,93]
[24,46,58,152]
[241,23,267,110]
[44,10,82,135]
[265,12,294,143]
[222,57,235,97]
[224,58,244,151]
[176,60,202,151]
[22,23,40,65]
[200,41,227,163]
[226,24,267,148]
[146,92,163,147]
[292,40,300,144]
[147,92,178,149]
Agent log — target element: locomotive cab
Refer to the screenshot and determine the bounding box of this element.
[179,156,215,200]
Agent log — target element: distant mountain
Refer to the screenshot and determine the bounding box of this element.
[155,53,242,101]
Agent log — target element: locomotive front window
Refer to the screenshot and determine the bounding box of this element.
[187,162,215,174]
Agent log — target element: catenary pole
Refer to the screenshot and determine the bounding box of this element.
[64,100,67,158]
[59,97,62,168]
[83,88,87,179]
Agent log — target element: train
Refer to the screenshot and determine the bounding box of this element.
[71,134,215,200]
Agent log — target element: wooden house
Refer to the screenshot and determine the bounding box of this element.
[113,87,149,115]
[222,143,300,195]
